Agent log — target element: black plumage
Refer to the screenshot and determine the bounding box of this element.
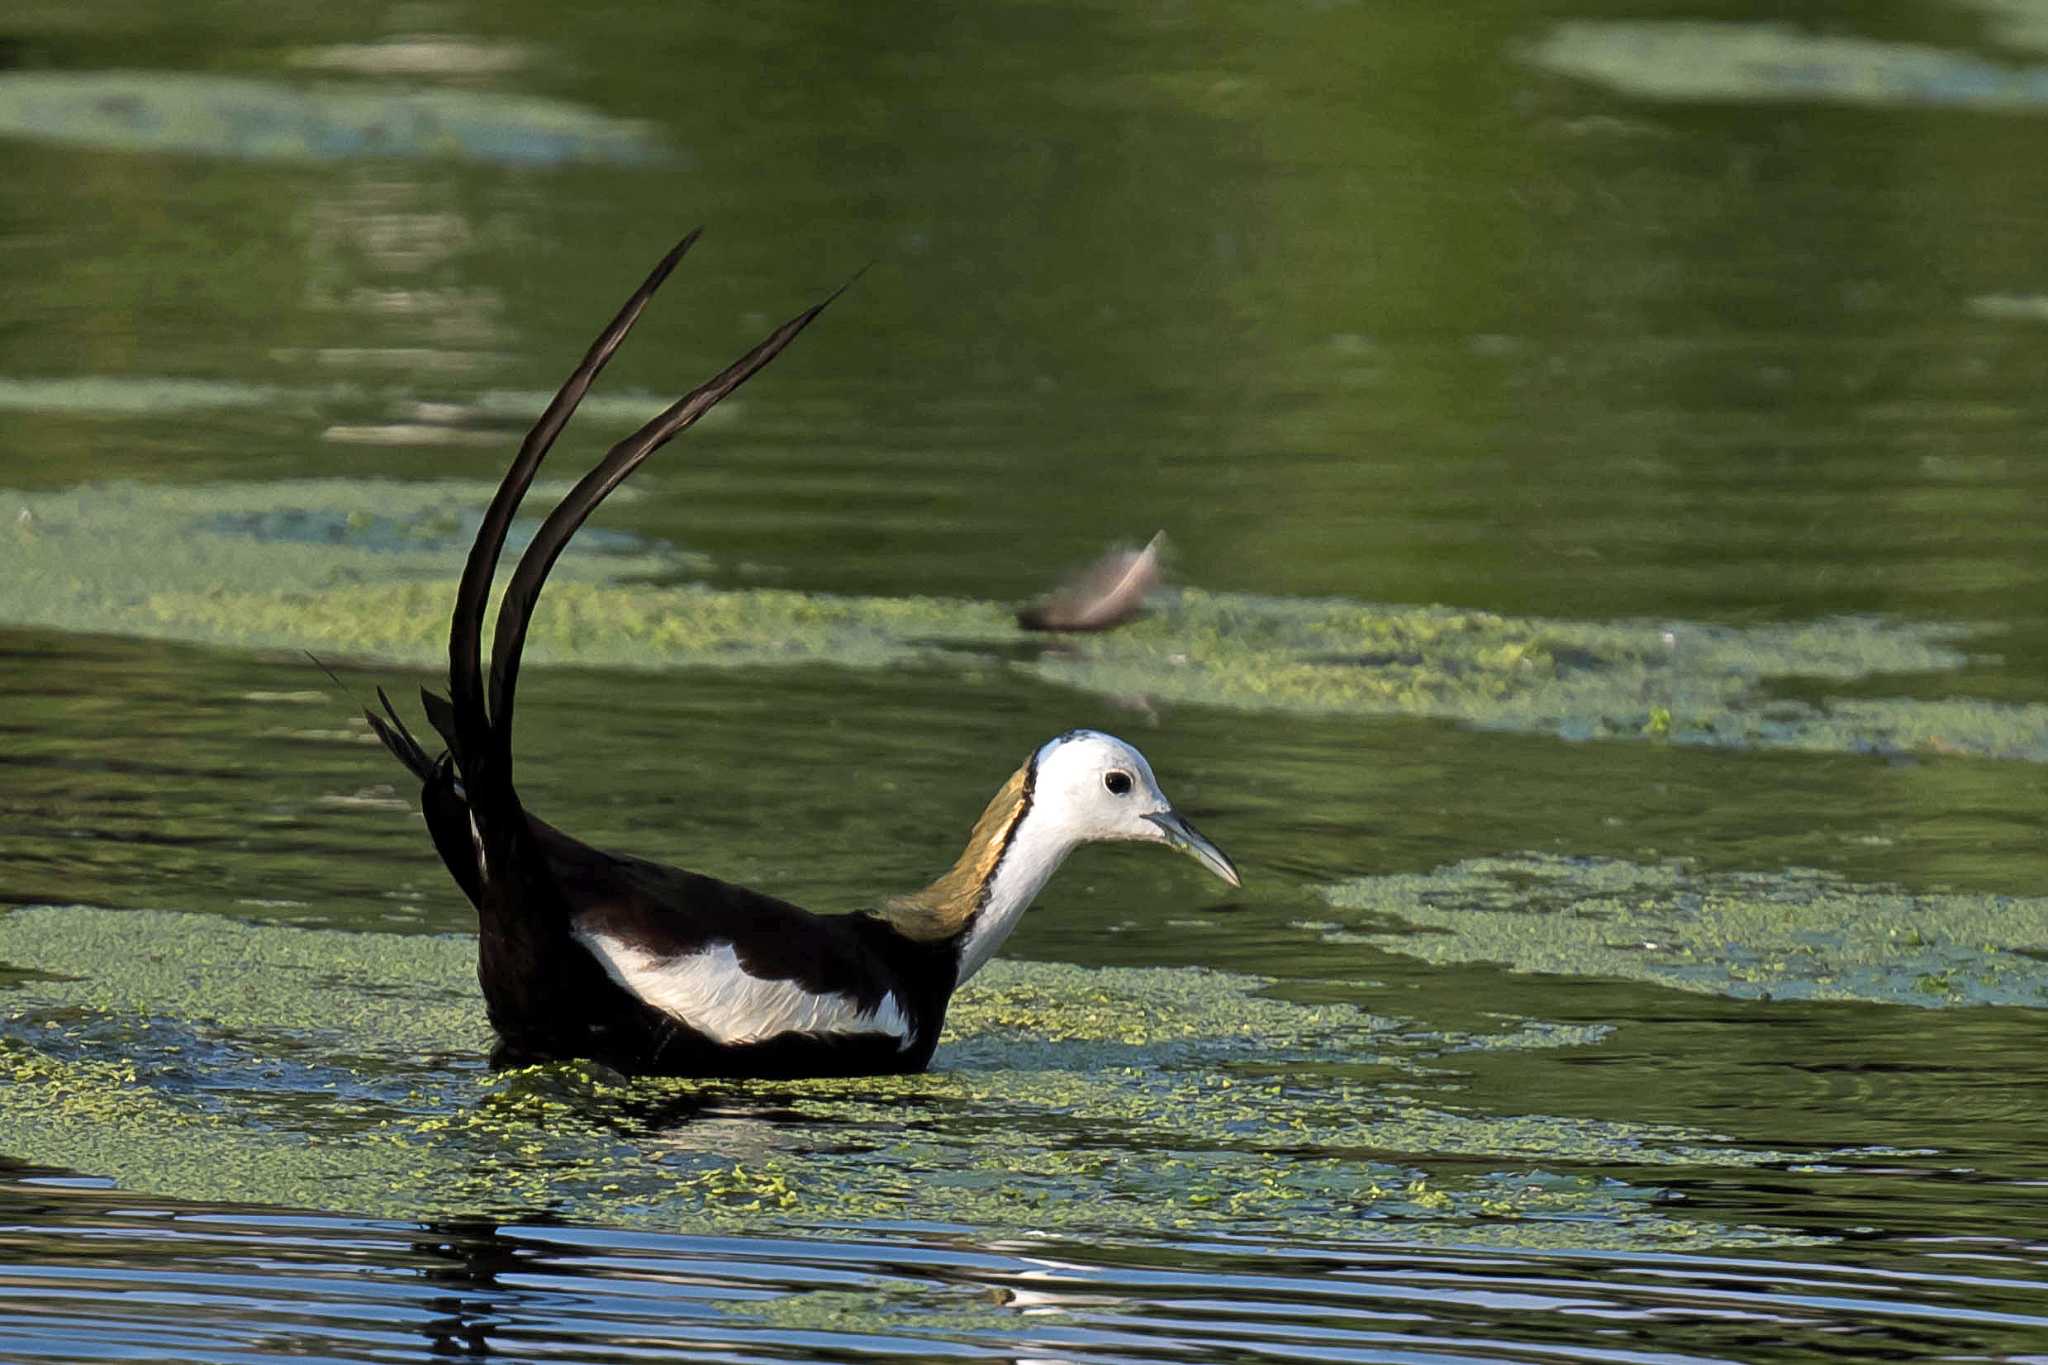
[369,236,959,1078]
[367,235,1241,1079]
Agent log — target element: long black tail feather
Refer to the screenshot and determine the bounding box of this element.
[302,650,440,788]
[375,234,844,857]
[483,271,853,769]
[417,687,460,754]
[364,686,437,784]
[419,757,484,907]
[445,230,702,795]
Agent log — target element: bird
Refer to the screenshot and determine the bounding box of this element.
[364,233,1241,1079]
[1015,531,1167,632]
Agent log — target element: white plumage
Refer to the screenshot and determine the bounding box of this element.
[573,930,912,1048]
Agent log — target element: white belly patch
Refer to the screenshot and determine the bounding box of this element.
[573,930,912,1049]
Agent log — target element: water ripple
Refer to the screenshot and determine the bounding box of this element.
[4,1185,2045,1363]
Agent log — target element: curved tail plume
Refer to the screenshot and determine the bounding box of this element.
[486,284,847,769]
[426,234,848,813]
[445,231,702,800]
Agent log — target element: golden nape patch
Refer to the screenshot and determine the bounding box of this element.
[882,762,1032,941]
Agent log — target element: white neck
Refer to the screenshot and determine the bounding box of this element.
[953,809,1077,986]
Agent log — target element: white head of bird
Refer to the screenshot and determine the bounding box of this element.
[890,728,1240,986]
[1026,731,1238,878]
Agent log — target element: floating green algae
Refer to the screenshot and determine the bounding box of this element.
[10,478,2043,760]
[0,905,1819,1250]
[1526,21,2048,111]
[0,376,285,415]
[3,478,677,656]
[1022,593,2048,761]
[1801,697,2048,762]
[1320,853,2048,1008]
[0,374,724,424]
[0,71,658,166]
[0,904,485,1059]
[1,479,998,669]
[141,578,1002,672]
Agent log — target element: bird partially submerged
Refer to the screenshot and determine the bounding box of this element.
[367,235,1240,1078]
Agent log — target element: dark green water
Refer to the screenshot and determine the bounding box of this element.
[5,3,2048,1361]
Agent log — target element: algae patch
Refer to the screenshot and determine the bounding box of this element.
[9,478,2041,760]
[0,374,721,425]
[0,904,485,1059]
[1527,21,2048,111]
[1321,853,2048,1008]
[1,479,1000,671]
[0,906,1814,1250]
[0,376,285,415]
[1025,592,2048,760]
[0,71,658,166]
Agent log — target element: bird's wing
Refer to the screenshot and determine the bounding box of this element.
[530,821,915,1047]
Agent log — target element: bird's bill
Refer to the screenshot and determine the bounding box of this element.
[1143,810,1242,888]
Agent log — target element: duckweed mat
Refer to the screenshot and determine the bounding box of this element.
[1025,597,2046,760]
[0,374,695,423]
[1319,853,2048,1008]
[1527,20,2048,111]
[0,905,1821,1250]
[0,71,658,166]
[9,479,2046,760]
[0,376,287,415]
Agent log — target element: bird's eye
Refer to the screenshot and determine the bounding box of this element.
[1104,770,1134,796]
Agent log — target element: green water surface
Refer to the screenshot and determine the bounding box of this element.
[3,1,2048,1362]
